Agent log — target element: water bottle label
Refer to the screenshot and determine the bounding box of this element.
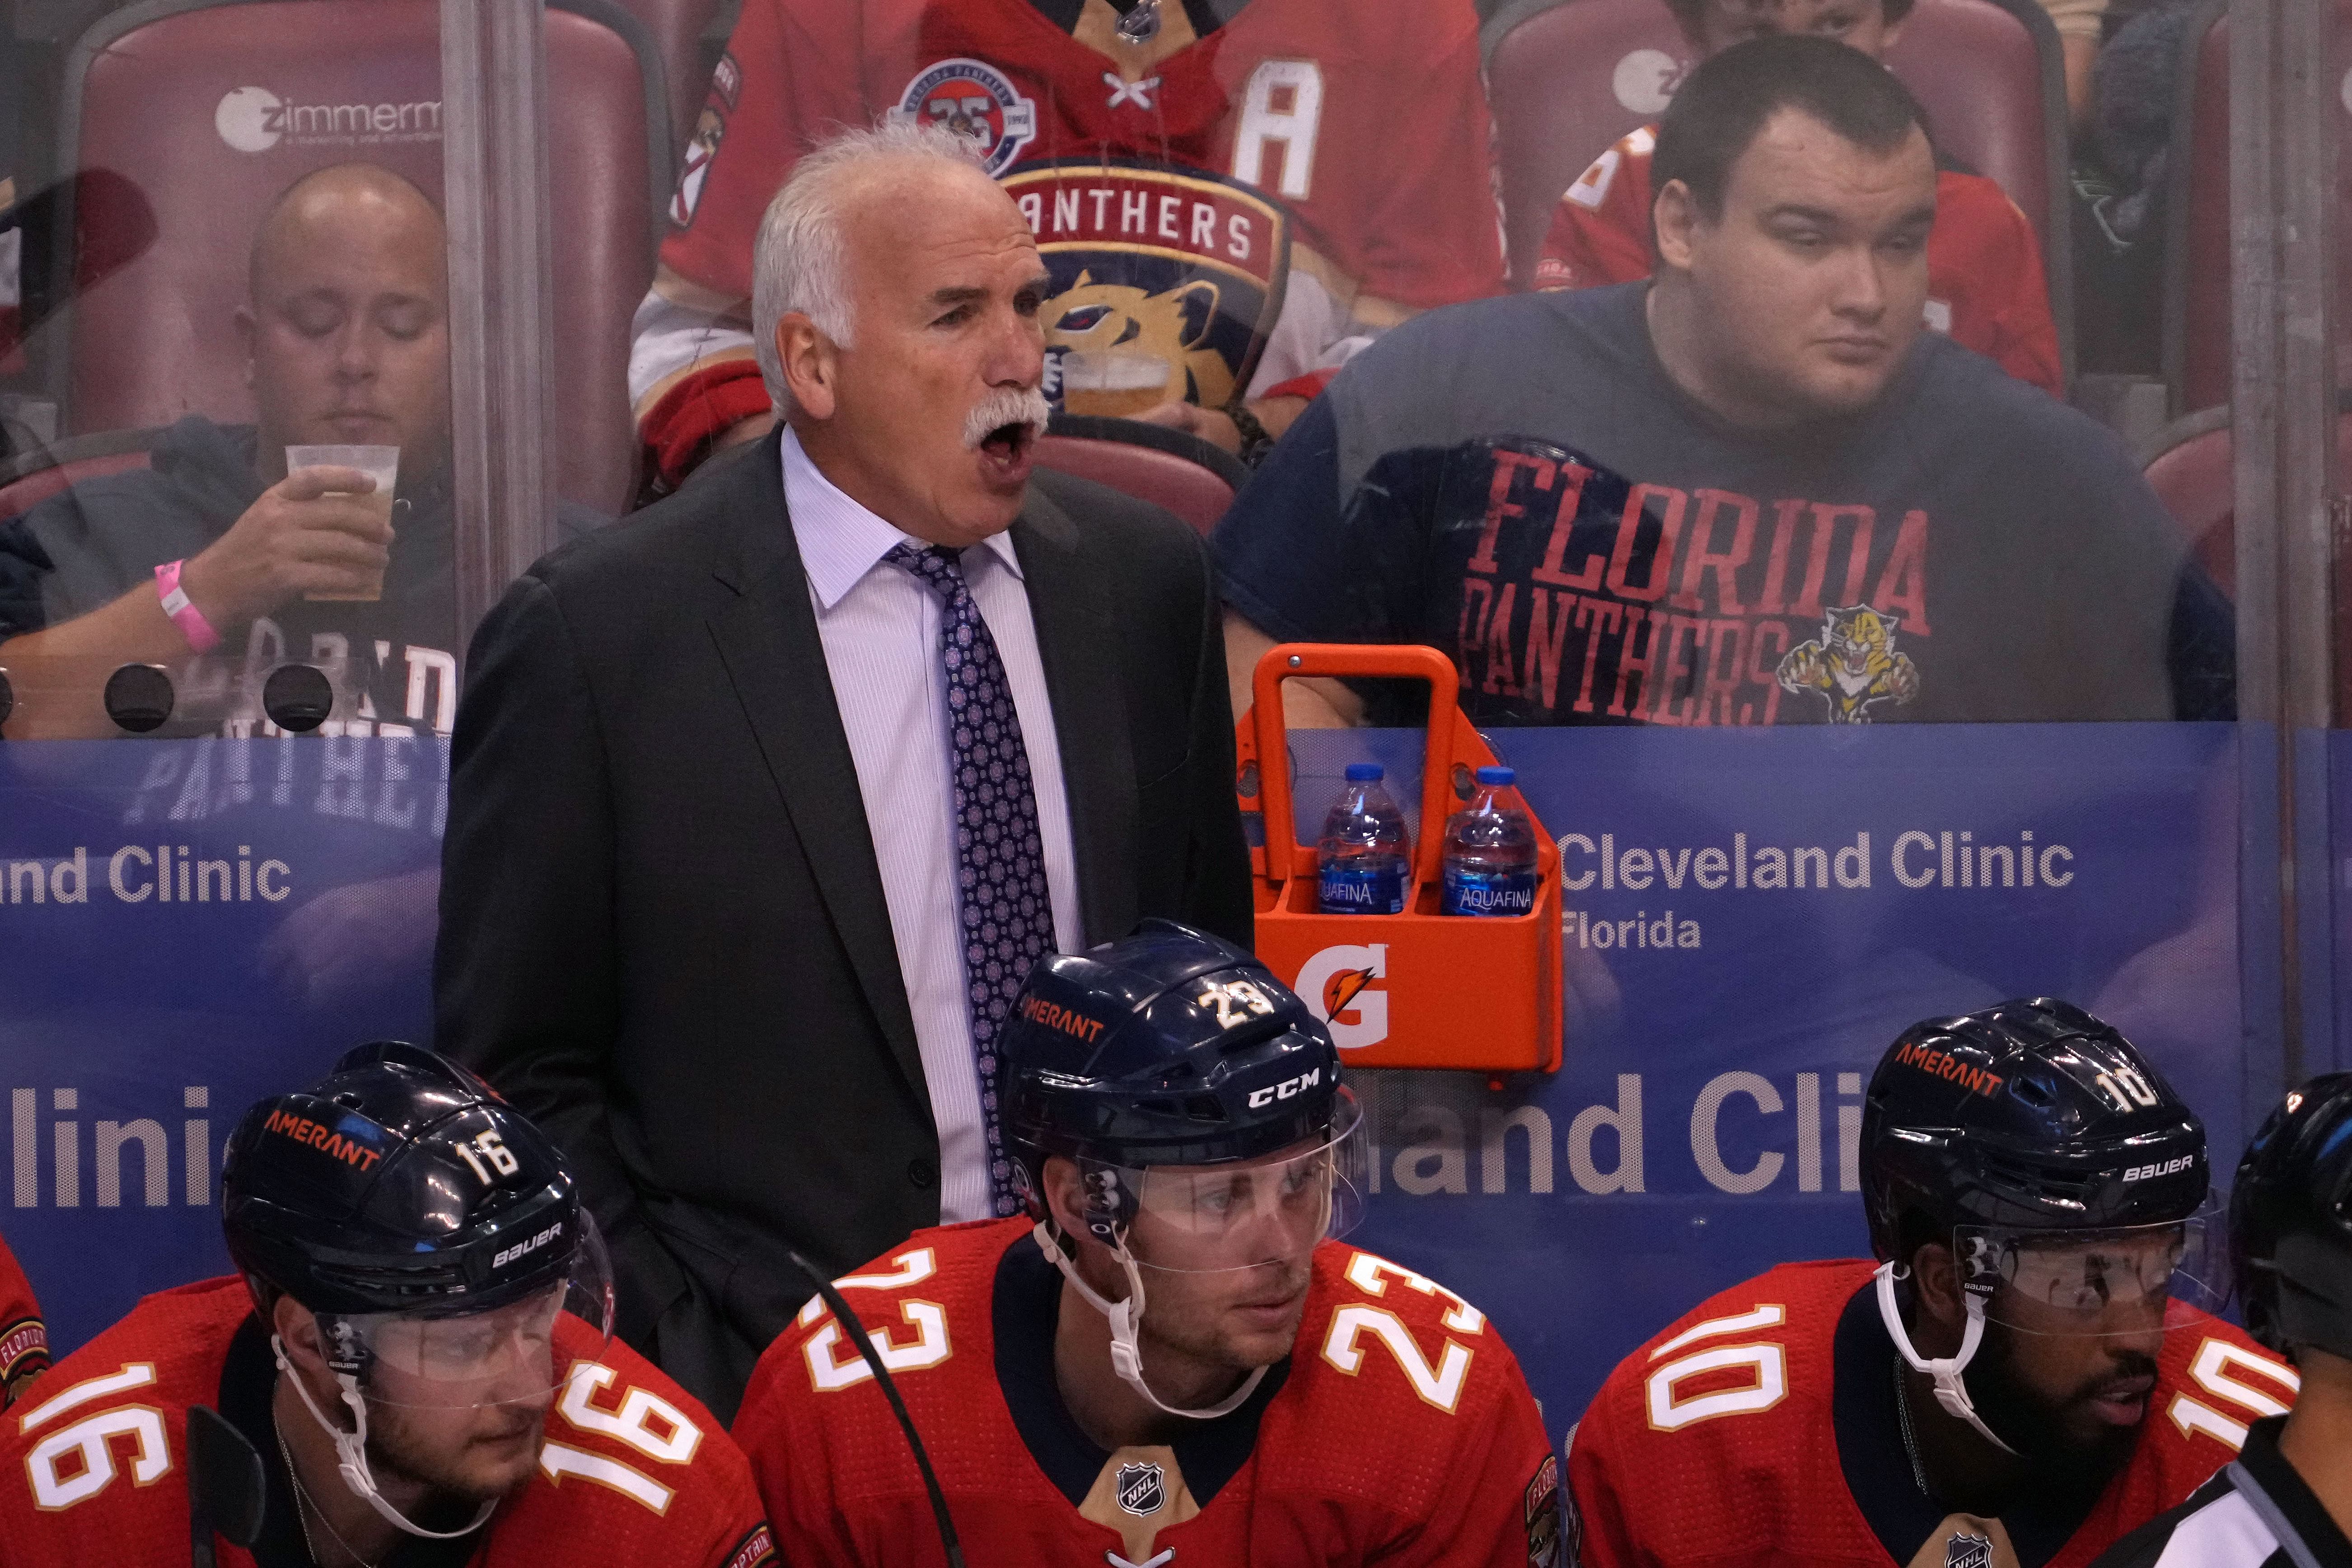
[1442,868,1538,917]
[1320,863,1406,915]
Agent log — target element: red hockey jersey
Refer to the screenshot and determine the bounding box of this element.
[1534,126,2063,397]
[734,1216,1563,1566]
[0,1230,46,1403]
[0,1276,776,1568]
[634,0,1504,482]
[1567,1259,2299,1568]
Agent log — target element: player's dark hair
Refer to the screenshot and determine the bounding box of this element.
[1660,0,1917,47]
[1651,34,1928,224]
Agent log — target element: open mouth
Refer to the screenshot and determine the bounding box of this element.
[976,421,1037,487]
[2082,1374,2156,1424]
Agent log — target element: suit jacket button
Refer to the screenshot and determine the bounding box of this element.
[907,1159,937,1189]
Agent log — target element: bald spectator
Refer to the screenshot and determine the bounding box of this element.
[0,162,594,739]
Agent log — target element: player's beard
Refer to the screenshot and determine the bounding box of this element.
[1961,1322,2152,1494]
[362,1393,548,1517]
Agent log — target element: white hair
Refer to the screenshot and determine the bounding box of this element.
[750,121,992,416]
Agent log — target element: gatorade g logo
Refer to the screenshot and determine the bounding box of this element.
[1296,944,1387,1050]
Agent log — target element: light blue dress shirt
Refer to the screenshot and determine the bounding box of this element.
[782,428,1083,1224]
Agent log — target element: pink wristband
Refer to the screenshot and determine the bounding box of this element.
[154,560,221,652]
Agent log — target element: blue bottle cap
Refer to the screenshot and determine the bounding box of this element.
[1474,766,1515,785]
[1344,763,1385,782]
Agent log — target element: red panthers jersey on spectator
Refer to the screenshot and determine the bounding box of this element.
[734,1217,1563,1566]
[1534,126,2063,397]
[0,1277,776,1568]
[1568,1259,2298,1568]
[633,0,1504,485]
[0,1231,46,1403]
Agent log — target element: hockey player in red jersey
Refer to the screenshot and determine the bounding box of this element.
[633,0,1505,486]
[1568,999,2296,1568]
[0,1228,47,1407]
[1534,0,2063,396]
[0,1042,776,1568]
[734,920,1564,1566]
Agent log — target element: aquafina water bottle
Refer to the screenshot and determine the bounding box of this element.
[1317,763,1410,915]
[1441,766,1538,917]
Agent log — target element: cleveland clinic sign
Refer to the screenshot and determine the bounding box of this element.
[214,85,441,153]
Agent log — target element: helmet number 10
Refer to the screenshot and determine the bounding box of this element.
[2093,1067,2160,1113]
[454,1130,521,1185]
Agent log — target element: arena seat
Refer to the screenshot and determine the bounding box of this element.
[1486,0,2071,361]
[1034,415,1250,538]
[2161,0,2352,416]
[614,0,729,155]
[0,429,160,524]
[50,0,673,517]
[2138,397,2352,601]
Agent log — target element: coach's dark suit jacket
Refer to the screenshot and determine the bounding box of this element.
[434,429,1252,1421]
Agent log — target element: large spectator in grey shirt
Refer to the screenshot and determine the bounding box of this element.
[1214,34,2230,731]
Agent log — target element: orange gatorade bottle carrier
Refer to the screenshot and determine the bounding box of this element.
[1234,644,1563,1073]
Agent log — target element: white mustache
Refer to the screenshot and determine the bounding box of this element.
[963,387,1052,450]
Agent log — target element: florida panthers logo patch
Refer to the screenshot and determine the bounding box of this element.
[1776,604,1920,725]
[1115,1460,1165,1516]
[889,58,1038,175]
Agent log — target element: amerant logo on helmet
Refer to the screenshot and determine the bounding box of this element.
[1019,993,1107,1043]
[1892,1039,2004,1097]
[490,1220,563,1272]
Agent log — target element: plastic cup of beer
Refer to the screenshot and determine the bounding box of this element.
[1058,351,1173,418]
[286,444,398,601]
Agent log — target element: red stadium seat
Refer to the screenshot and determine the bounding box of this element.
[50,0,673,516]
[2138,407,2235,598]
[2162,1,2352,416]
[613,0,729,155]
[1033,416,1249,538]
[1487,0,2071,353]
[0,430,160,524]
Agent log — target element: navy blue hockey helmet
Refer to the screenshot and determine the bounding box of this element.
[222,1042,613,1357]
[1861,999,2220,1322]
[2235,1072,2352,1359]
[1000,920,1359,1244]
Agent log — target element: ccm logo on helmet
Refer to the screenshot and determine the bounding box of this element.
[491,1221,563,1271]
[1893,1041,2004,1097]
[1246,1068,1322,1109]
[2123,1156,2196,1183]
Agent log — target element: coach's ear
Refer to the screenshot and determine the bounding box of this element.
[776,312,838,422]
[1653,178,1703,274]
[1907,1242,1968,1356]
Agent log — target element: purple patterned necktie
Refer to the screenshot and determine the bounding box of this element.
[887,543,1055,1217]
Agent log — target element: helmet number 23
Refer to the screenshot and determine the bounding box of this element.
[1195,979,1276,1030]
[453,1130,520,1185]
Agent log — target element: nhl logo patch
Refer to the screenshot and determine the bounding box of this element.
[1944,1531,1994,1568]
[1115,1461,1165,1517]
[889,58,1038,176]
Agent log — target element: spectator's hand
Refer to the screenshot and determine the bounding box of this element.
[259,865,440,1010]
[177,465,392,625]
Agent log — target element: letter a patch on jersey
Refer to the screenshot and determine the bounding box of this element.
[671,106,727,229]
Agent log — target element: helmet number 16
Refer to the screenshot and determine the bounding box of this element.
[454,1130,520,1185]
[1195,979,1277,1030]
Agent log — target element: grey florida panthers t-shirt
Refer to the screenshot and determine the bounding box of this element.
[1211,282,2228,727]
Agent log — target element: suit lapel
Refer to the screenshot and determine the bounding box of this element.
[1014,485,1139,945]
[700,435,927,1102]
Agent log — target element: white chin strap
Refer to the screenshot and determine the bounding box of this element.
[1873,1262,2018,1457]
[1034,1222,1267,1421]
[272,1335,499,1541]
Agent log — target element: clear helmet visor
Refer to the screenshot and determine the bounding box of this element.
[317,1208,615,1409]
[1957,1193,2230,1337]
[1113,1087,1370,1275]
